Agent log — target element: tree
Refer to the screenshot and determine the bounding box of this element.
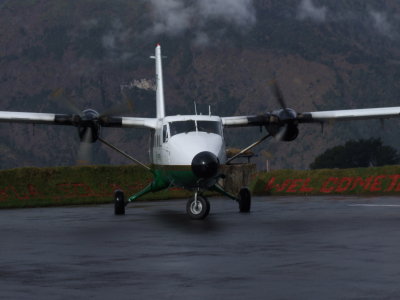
[309,138,400,169]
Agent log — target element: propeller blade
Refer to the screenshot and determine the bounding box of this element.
[50,88,81,114]
[274,123,288,141]
[76,128,93,165]
[269,80,287,110]
[101,91,134,117]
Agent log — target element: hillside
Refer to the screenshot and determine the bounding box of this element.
[1,0,400,169]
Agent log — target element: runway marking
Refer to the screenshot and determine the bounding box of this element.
[348,204,400,207]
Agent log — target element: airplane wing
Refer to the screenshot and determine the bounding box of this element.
[299,107,400,123]
[0,111,157,129]
[222,106,400,127]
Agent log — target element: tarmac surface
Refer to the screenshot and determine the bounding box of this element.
[1,196,400,299]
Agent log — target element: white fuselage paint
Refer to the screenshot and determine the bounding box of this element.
[150,115,226,166]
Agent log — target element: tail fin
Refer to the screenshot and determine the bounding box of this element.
[152,44,165,119]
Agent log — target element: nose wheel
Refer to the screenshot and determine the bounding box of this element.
[186,193,210,220]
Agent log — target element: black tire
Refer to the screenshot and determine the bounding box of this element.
[238,187,251,213]
[186,195,210,220]
[114,190,125,215]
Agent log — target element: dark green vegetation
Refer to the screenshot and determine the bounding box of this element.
[310,138,400,169]
[2,164,400,209]
[0,165,190,208]
[1,1,400,170]
[252,165,400,196]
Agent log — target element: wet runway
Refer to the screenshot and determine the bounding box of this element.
[1,196,400,299]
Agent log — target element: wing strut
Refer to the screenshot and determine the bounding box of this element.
[226,134,271,165]
[98,137,151,171]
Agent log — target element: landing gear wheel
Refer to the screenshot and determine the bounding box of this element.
[186,195,210,220]
[238,187,251,213]
[114,190,125,215]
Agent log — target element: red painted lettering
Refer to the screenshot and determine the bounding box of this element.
[385,175,400,192]
[72,183,94,196]
[264,177,276,191]
[276,179,292,192]
[286,179,303,193]
[0,187,8,202]
[56,183,75,197]
[369,175,386,192]
[349,177,366,191]
[299,178,314,192]
[320,177,338,193]
[335,177,353,192]
[363,176,374,191]
[27,184,40,197]
[394,180,400,192]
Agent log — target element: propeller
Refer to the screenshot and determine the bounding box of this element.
[76,128,93,165]
[50,88,82,115]
[270,80,287,111]
[50,88,134,165]
[264,79,299,141]
[101,90,134,117]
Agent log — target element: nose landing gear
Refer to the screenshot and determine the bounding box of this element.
[186,192,210,220]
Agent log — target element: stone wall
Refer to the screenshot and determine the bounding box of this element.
[219,164,257,194]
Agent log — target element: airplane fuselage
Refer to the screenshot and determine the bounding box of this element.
[147,115,225,190]
[150,115,226,165]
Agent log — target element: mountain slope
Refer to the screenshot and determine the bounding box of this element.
[1,0,400,169]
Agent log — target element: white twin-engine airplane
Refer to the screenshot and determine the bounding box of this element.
[1,44,400,219]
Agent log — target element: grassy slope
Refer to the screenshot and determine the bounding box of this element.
[0,165,190,208]
[2,165,400,209]
[251,165,400,196]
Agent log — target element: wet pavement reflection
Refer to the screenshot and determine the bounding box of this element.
[1,196,400,299]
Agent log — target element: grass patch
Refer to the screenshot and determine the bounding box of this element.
[251,165,400,196]
[2,164,400,209]
[0,165,190,209]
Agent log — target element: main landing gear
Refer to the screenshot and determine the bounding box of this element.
[113,186,251,220]
[186,192,210,220]
[114,190,125,215]
[238,187,251,213]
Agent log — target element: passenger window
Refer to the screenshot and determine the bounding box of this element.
[163,125,168,143]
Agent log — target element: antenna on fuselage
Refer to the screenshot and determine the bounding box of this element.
[194,101,198,115]
[209,105,211,116]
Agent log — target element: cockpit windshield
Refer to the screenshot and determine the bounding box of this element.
[169,120,196,136]
[169,120,221,137]
[196,121,220,135]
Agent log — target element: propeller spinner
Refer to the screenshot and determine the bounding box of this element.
[264,80,299,141]
[77,109,101,143]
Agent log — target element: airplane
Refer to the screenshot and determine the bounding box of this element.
[2,44,400,220]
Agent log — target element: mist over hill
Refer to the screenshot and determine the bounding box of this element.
[1,0,400,170]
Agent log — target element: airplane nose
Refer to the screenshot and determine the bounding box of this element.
[191,151,220,179]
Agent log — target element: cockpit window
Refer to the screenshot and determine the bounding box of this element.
[169,120,221,137]
[169,120,196,136]
[197,121,221,135]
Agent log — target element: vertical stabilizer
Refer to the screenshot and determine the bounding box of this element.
[154,44,165,118]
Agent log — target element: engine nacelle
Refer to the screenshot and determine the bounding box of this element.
[264,108,299,141]
[280,124,299,141]
[265,123,299,141]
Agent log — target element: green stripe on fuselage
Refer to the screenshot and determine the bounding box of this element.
[129,166,197,202]
[129,165,220,202]
[152,165,198,189]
